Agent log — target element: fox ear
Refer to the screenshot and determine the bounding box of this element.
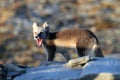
[32,22,38,28]
[42,21,49,28]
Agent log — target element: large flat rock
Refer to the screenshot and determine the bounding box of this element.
[14,58,120,80]
[80,58,120,80]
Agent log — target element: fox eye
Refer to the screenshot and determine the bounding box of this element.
[34,32,37,34]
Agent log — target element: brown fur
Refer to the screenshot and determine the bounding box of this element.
[46,29,95,48]
[43,28,104,61]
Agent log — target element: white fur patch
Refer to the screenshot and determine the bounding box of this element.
[84,44,97,57]
[92,44,97,51]
[32,23,42,33]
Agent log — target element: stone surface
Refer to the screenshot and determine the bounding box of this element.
[13,58,120,80]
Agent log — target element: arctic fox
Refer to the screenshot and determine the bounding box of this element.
[32,22,104,61]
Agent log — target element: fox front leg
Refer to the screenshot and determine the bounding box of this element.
[45,45,56,61]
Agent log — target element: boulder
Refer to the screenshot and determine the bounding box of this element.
[13,57,120,80]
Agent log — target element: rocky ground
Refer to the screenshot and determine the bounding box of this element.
[0,0,120,66]
[1,57,120,80]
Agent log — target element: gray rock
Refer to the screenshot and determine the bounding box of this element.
[14,58,120,80]
[80,58,120,80]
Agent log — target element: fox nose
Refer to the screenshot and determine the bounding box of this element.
[35,36,39,38]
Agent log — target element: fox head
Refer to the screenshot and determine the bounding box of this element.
[32,21,49,47]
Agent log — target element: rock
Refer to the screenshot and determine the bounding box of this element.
[13,57,120,80]
[0,64,7,80]
[80,58,120,80]
[65,56,90,68]
[4,63,26,80]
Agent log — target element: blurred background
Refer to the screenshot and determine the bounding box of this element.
[0,0,120,66]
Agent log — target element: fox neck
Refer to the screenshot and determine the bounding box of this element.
[47,32,57,40]
[42,32,57,45]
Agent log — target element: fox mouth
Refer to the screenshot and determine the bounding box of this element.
[36,38,43,47]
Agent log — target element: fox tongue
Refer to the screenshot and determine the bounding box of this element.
[36,39,43,47]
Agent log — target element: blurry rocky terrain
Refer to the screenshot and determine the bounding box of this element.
[0,0,120,66]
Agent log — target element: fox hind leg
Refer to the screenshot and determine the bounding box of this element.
[92,44,104,57]
[76,47,86,57]
[85,44,104,57]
